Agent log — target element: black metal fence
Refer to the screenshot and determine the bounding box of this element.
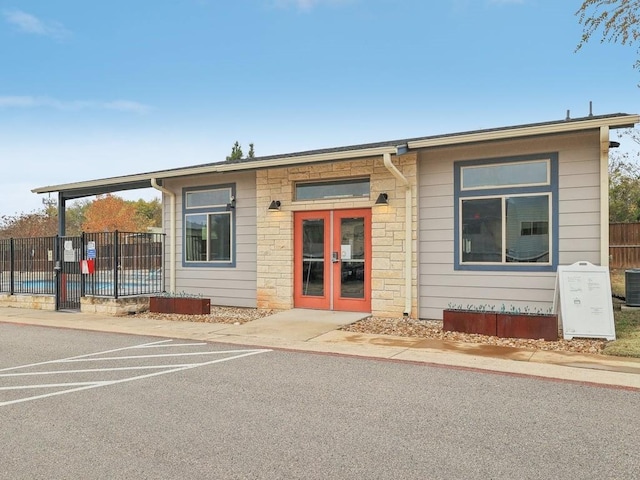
[0,232,164,300]
[0,236,57,295]
[82,231,164,298]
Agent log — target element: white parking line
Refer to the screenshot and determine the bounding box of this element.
[0,339,173,373]
[0,340,271,407]
[0,382,103,390]
[60,350,262,362]
[0,364,203,377]
[137,342,208,348]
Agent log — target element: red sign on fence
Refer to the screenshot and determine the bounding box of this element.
[80,259,95,275]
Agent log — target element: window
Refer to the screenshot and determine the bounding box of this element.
[520,221,548,236]
[461,160,549,190]
[295,178,370,201]
[183,185,235,266]
[455,154,558,271]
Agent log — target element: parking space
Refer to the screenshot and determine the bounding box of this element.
[1,323,639,479]
[0,335,270,407]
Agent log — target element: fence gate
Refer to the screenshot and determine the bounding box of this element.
[56,236,82,310]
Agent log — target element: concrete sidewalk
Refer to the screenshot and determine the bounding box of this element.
[1,306,639,390]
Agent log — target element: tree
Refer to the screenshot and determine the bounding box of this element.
[81,194,151,232]
[133,198,162,227]
[226,141,244,161]
[226,141,255,161]
[576,0,640,72]
[65,199,92,236]
[0,210,57,239]
[609,128,640,222]
[0,195,161,238]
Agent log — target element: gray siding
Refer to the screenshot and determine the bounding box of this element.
[161,171,257,308]
[417,131,602,319]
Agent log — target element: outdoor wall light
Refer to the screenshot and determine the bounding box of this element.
[227,196,236,210]
[268,200,281,211]
[375,193,389,205]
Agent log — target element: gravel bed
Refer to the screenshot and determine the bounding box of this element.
[133,306,280,325]
[134,307,606,355]
[342,317,607,355]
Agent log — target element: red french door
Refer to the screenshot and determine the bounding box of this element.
[293,209,371,312]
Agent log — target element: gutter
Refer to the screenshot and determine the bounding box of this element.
[383,151,412,317]
[151,179,176,293]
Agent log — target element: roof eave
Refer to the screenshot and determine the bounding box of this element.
[31,145,399,196]
[407,114,640,149]
[31,113,640,197]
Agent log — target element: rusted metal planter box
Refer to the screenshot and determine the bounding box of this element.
[496,313,558,341]
[149,297,210,315]
[442,310,497,336]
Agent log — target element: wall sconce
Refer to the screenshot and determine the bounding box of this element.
[375,193,388,205]
[226,195,236,210]
[268,200,281,211]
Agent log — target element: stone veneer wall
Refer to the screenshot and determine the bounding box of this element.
[0,294,149,316]
[256,154,418,318]
[0,293,56,311]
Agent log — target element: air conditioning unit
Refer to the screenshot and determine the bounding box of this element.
[625,269,640,307]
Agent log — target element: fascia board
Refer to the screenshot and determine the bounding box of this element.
[31,145,397,195]
[406,115,640,149]
[213,145,397,172]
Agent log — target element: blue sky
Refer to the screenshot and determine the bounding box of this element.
[0,0,638,217]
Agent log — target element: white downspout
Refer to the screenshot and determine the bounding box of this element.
[600,126,610,267]
[151,178,176,293]
[383,152,412,317]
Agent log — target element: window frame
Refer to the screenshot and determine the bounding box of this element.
[182,184,236,268]
[294,177,370,201]
[454,153,558,272]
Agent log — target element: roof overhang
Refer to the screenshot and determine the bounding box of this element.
[406,113,639,149]
[31,113,640,200]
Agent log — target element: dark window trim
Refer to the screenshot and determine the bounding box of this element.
[182,183,236,268]
[454,153,559,272]
[294,177,370,201]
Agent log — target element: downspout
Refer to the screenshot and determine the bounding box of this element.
[599,126,610,267]
[383,151,412,316]
[151,179,176,293]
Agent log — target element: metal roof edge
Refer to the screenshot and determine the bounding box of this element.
[406,114,640,149]
[31,113,639,196]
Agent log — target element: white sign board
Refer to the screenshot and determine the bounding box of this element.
[556,261,615,340]
[63,249,77,262]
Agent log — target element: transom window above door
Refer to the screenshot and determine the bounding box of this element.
[295,178,370,201]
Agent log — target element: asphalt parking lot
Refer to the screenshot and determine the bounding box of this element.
[1,323,639,479]
[1,336,269,407]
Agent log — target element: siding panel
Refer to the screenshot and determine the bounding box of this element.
[418,130,602,319]
[162,171,258,307]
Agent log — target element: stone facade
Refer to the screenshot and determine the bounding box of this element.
[80,296,150,316]
[0,293,56,311]
[256,153,418,317]
[0,293,149,316]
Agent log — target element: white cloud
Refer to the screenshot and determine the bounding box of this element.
[0,96,151,114]
[2,9,70,40]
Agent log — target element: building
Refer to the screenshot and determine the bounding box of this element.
[33,112,639,319]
